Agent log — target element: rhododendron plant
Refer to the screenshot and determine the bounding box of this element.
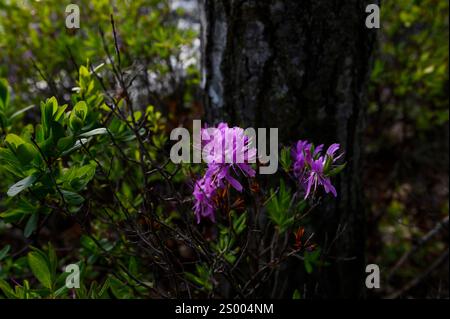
[193,123,345,223]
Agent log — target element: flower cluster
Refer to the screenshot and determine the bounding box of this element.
[292,140,344,199]
[193,123,256,223]
[193,125,344,223]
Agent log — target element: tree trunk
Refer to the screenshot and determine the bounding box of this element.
[201,0,376,298]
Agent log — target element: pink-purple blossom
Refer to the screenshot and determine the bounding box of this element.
[292,140,344,199]
[193,175,217,223]
[193,123,256,223]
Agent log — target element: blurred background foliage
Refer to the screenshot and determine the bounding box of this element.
[366,0,448,298]
[0,0,448,298]
[0,0,200,118]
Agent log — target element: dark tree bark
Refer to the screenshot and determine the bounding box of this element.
[201,0,377,298]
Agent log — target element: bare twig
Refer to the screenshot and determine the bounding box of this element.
[387,249,449,299]
[388,215,449,281]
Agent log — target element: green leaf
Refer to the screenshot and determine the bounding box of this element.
[184,272,204,287]
[47,243,58,279]
[266,180,294,233]
[128,257,138,275]
[28,251,52,289]
[304,259,313,274]
[1,209,28,220]
[41,97,58,135]
[35,124,45,143]
[292,289,301,299]
[79,65,90,79]
[54,285,69,298]
[0,245,11,261]
[37,129,54,156]
[70,117,83,133]
[185,264,212,291]
[61,190,85,206]
[303,248,321,274]
[57,135,75,152]
[54,104,68,122]
[327,163,347,177]
[0,198,36,222]
[16,143,38,165]
[10,104,35,120]
[24,213,39,238]
[7,174,38,197]
[232,211,247,235]
[61,138,88,156]
[0,279,17,299]
[0,78,10,110]
[98,277,111,298]
[61,162,97,192]
[69,101,88,132]
[50,121,66,141]
[280,146,292,172]
[5,133,26,150]
[0,159,23,178]
[92,63,105,74]
[79,128,107,137]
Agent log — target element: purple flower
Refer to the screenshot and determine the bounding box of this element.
[202,123,257,165]
[292,140,343,199]
[193,175,217,223]
[326,143,342,160]
[292,140,324,175]
[204,163,254,193]
[193,122,257,223]
[201,123,256,191]
[292,140,311,176]
[304,157,337,198]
